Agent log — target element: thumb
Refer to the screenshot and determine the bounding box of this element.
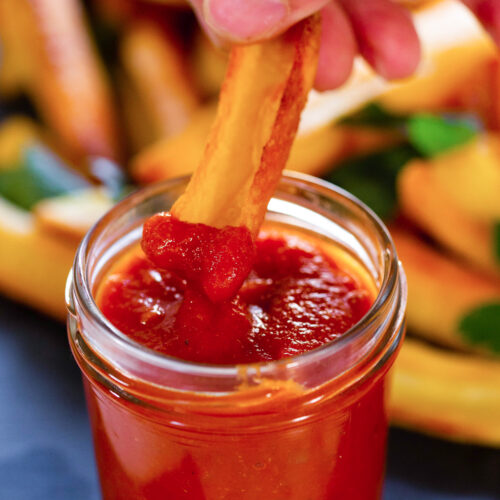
[196,0,328,43]
[204,0,289,42]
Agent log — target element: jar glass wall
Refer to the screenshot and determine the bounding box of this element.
[67,172,407,500]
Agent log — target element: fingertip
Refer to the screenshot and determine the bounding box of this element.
[203,0,289,42]
[314,3,356,90]
[370,16,421,79]
[314,61,352,91]
[340,0,421,81]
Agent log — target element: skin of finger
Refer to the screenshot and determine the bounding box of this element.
[197,0,329,43]
[338,0,421,80]
[286,0,331,25]
[202,0,289,41]
[461,0,500,46]
[314,2,357,90]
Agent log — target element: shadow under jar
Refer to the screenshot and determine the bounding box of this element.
[66,172,407,500]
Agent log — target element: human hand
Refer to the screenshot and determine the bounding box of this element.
[188,0,500,90]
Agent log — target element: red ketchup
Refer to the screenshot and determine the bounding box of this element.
[99,213,372,364]
[90,214,390,500]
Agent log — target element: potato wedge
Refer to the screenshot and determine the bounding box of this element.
[0,0,30,96]
[34,188,114,243]
[116,72,159,153]
[398,159,500,275]
[429,134,500,221]
[131,101,400,183]
[131,103,217,183]
[5,0,121,160]
[287,125,401,176]
[191,31,228,99]
[390,337,500,447]
[171,16,321,236]
[120,19,200,140]
[0,197,76,320]
[391,227,500,352]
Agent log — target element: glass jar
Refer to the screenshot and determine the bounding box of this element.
[66,172,407,500]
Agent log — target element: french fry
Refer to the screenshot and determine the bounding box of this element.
[34,188,114,243]
[0,197,77,320]
[131,100,401,183]
[171,16,321,236]
[380,41,496,114]
[287,125,401,176]
[120,19,200,141]
[390,338,500,447]
[131,103,217,183]
[191,31,228,99]
[4,0,121,161]
[428,134,500,221]
[391,227,500,352]
[117,73,159,153]
[398,159,500,276]
[133,0,495,185]
[0,0,30,96]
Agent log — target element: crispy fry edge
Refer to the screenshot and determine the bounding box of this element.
[171,16,321,237]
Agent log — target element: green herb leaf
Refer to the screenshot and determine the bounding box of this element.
[340,103,408,129]
[494,221,500,264]
[407,114,477,157]
[324,145,417,220]
[0,144,90,210]
[458,302,500,354]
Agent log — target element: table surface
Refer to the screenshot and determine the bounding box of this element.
[0,296,499,500]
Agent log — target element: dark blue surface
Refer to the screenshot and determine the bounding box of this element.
[0,296,499,500]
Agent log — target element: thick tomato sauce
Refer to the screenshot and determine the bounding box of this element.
[98,215,373,364]
[88,217,388,500]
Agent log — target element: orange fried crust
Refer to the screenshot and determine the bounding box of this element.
[171,16,321,237]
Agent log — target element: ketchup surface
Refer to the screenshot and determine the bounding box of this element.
[99,214,372,364]
[89,216,389,500]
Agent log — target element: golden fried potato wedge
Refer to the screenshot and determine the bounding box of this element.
[390,338,500,447]
[171,16,321,236]
[0,197,76,320]
[0,0,30,96]
[391,227,500,352]
[131,103,400,183]
[116,73,158,153]
[131,103,217,183]
[287,125,401,175]
[3,0,121,160]
[398,159,500,275]
[34,188,114,243]
[429,134,500,221]
[191,31,228,99]
[120,19,200,140]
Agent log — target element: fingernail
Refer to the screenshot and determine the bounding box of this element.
[204,0,289,41]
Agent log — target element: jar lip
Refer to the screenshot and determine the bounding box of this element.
[72,171,402,379]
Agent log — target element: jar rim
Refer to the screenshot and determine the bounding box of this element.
[68,172,406,388]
